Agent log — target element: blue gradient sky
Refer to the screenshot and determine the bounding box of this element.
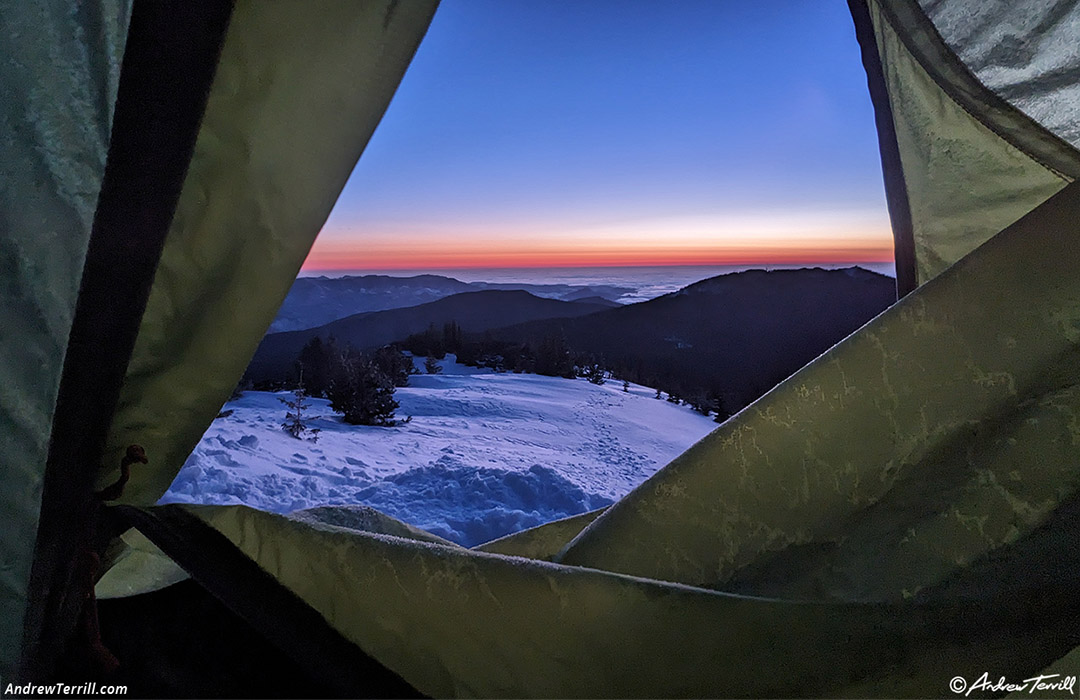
[306,0,893,270]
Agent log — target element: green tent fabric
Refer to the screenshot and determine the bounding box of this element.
[84,0,440,616]
[919,0,1080,152]
[100,0,440,507]
[7,0,437,683]
[0,1,131,678]
[476,508,606,560]
[862,0,1080,288]
[4,0,1080,694]
[169,498,1076,698]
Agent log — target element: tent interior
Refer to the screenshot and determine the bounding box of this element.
[3,0,1080,697]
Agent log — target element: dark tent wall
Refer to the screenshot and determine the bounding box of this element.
[6,0,438,683]
[0,1,131,678]
[19,2,236,681]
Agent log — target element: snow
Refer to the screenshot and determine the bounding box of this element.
[161,356,717,547]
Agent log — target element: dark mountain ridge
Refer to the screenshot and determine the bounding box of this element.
[270,274,474,332]
[270,274,633,332]
[247,290,611,384]
[486,267,896,411]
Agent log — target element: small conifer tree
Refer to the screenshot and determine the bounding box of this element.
[709,388,731,423]
[280,372,320,441]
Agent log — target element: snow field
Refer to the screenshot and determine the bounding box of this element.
[162,356,717,546]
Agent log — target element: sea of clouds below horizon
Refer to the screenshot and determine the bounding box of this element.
[299,262,896,303]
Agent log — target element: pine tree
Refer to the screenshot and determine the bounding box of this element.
[517,343,536,374]
[327,351,402,426]
[424,355,442,374]
[295,335,337,398]
[654,387,662,399]
[442,320,463,353]
[585,363,606,385]
[536,331,575,378]
[373,345,415,387]
[280,372,320,441]
[689,391,712,415]
[709,388,731,423]
[622,379,630,392]
[483,353,506,373]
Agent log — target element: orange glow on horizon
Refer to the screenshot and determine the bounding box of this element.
[302,239,894,271]
[303,210,894,271]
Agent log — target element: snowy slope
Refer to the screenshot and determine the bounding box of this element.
[162,357,717,547]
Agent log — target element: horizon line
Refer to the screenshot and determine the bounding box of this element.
[300,259,895,273]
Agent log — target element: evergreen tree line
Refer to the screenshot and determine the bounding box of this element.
[598,356,734,422]
[398,322,734,422]
[399,323,578,378]
[255,321,735,428]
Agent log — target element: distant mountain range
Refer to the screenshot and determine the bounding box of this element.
[270,274,632,332]
[247,267,896,412]
[486,267,896,410]
[247,291,612,383]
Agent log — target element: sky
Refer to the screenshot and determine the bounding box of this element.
[303,0,893,272]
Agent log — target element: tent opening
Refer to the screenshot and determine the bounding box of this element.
[158,1,896,550]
